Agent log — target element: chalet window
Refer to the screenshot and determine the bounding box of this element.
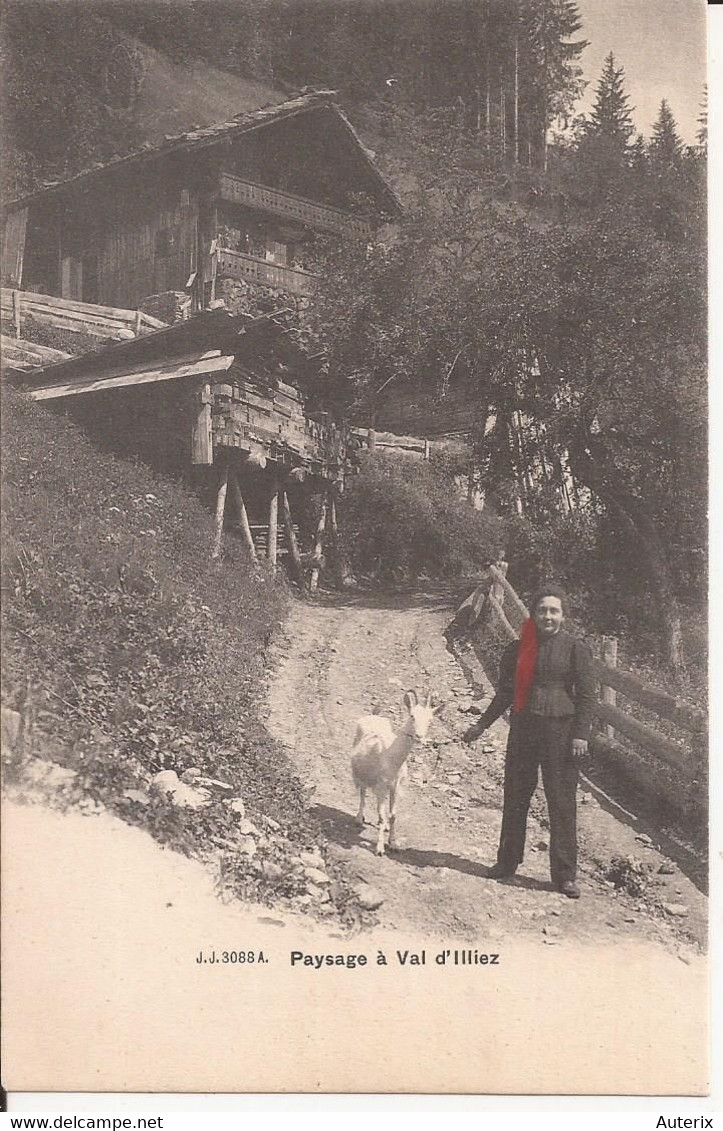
[155,227,179,258]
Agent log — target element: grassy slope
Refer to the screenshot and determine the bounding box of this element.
[1,385,360,918]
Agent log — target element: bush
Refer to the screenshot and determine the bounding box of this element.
[338,450,504,582]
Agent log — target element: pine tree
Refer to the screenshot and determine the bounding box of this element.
[586,51,635,150]
[696,85,707,154]
[520,0,587,170]
[649,99,682,169]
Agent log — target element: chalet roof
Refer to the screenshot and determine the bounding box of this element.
[5,92,402,217]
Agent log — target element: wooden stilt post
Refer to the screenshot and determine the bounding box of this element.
[267,479,279,566]
[309,493,328,593]
[134,309,143,336]
[423,438,430,461]
[228,466,258,564]
[211,462,229,560]
[280,490,305,588]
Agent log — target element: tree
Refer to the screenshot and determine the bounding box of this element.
[520,0,587,170]
[586,51,635,147]
[649,98,683,170]
[568,51,636,205]
[696,85,707,155]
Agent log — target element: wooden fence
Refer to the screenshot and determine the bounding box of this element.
[1,289,166,343]
[454,562,707,811]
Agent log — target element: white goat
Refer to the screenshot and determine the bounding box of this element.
[351,690,439,856]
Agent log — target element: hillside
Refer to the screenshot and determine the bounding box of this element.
[0,384,366,924]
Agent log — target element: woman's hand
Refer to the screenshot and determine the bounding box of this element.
[462,723,485,745]
[571,738,588,761]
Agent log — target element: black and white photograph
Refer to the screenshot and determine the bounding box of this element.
[0,0,712,1104]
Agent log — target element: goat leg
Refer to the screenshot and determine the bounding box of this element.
[355,786,366,828]
[388,780,399,850]
[375,793,388,856]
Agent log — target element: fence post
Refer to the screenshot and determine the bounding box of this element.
[423,438,430,461]
[602,635,618,739]
[491,560,508,607]
[13,290,21,339]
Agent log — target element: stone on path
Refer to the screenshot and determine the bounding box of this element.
[354,884,384,911]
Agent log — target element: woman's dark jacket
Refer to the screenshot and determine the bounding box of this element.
[475,630,596,741]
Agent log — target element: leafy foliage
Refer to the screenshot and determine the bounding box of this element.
[338,451,503,582]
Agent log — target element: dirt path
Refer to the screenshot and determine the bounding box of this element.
[267,588,707,953]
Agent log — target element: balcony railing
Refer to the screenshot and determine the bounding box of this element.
[219,174,372,240]
[216,246,317,297]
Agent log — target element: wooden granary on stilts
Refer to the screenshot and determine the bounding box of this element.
[7,306,350,589]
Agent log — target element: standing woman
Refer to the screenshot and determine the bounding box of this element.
[463,584,596,898]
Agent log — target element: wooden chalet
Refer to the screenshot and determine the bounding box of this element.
[2,90,400,314]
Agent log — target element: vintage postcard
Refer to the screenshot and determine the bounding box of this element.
[0,0,712,1102]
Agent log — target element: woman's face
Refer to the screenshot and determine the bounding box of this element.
[533,596,564,637]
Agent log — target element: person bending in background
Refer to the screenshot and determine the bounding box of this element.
[463,584,596,899]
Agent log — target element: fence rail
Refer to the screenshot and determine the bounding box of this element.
[1,289,166,343]
[453,562,706,804]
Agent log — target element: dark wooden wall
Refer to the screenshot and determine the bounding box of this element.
[94,169,199,309]
[24,159,201,310]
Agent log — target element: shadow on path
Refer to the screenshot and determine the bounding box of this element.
[311,802,551,891]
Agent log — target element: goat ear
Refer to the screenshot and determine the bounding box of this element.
[432,702,443,714]
[403,691,417,711]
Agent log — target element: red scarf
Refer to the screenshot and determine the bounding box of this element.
[513,618,538,713]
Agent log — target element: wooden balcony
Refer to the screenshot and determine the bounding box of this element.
[216,246,317,297]
[219,174,372,240]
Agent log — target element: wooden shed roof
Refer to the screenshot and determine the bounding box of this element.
[16,308,317,398]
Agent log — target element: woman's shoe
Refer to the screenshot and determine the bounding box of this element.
[486,862,517,879]
[559,880,580,899]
